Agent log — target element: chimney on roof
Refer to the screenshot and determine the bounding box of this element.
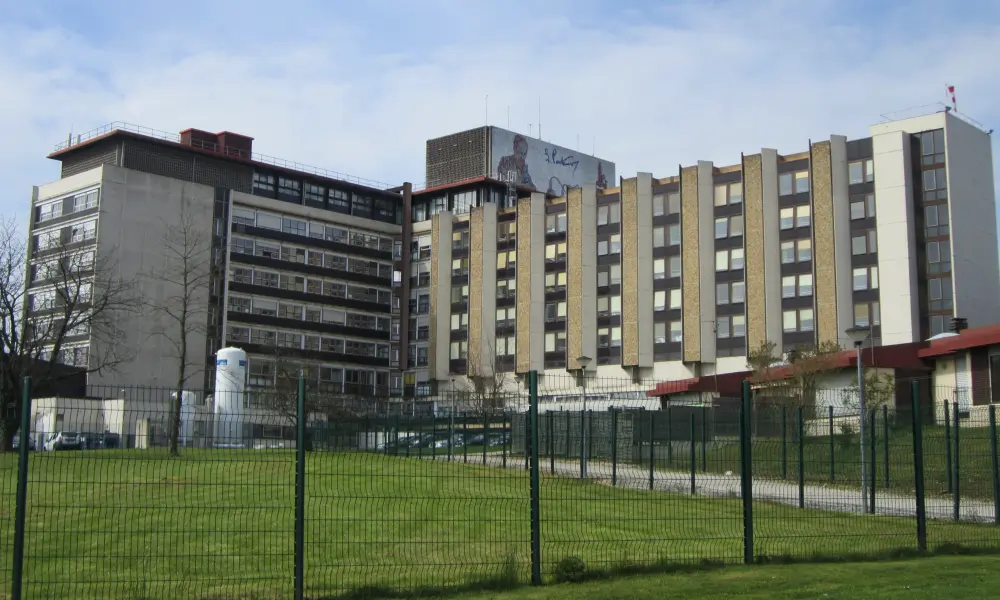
[950,317,969,333]
[178,128,253,159]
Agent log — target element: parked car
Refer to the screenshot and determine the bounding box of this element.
[43,431,82,451]
[12,435,35,451]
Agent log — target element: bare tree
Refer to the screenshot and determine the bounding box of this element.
[144,206,213,456]
[464,339,512,416]
[747,339,843,406]
[0,217,140,451]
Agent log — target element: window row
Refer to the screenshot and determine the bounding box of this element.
[598,234,622,256]
[245,357,389,394]
[853,266,878,291]
[717,280,746,304]
[597,203,620,226]
[715,182,744,206]
[231,206,393,252]
[779,171,810,196]
[783,273,813,298]
[36,188,100,224]
[39,344,89,368]
[28,282,93,312]
[850,193,876,220]
[848,159,875,185]
[412,196,449,222]
[654,256,682,279]
[654,224,682,248]
[227,294,390,332]
[230,267,392,305]
[654,289,682,311]
[253,174,396,223]
[30,251,95,282]
[780,239,811,264]
[652,192,681,217]
[546,242,567,262]
[33,219,97,250]
[546,213,567,233]
[783,308,814,333]
[598,326,622,348]
[715,216,743,239]
[654,321,683,344]
[853,302,881,328]
[226,325,390,359]
[779,205,811,230]
[716,248,746,271]
[852,230,877,256]
[230,237,392,279]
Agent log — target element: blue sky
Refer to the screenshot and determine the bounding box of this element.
[1,0,998,222]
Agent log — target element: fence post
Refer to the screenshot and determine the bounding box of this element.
[611,408,618,487]
[566,411,571,458]
[953,402,960,522]
[525,409,530,471]
[666,406,673,466]
[944,402,953,494]
[797,405,805,509]
[701,408,708,472]
[11,377,31,600]
[432,416,438,460]
[883,405,890,489]
[549,412,555,474]
[828,406,835,483]
[991,405,1000,526]
[579,408,586,479]
[869,410,876,514]
[739,380,754,565]
[294,375,306,600]
[463,419,469,464]
[649,412,656,491]
[690,413,696,495]
[501,414,508,469]
[449,413,455,462]
[528,371,542,586]
[911,381,927,552]
[781,406,787,480]
[483,413,489,466]
[587,409,594,465]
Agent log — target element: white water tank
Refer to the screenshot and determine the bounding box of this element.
[214,347,248,447]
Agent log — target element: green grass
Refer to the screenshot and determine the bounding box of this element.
[641,422,998,500]
[459,555,1000,600]
[1,450,998,600]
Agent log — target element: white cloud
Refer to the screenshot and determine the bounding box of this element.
[0,0,998,221]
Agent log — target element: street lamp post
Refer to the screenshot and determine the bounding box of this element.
[845,326,871,508]
[577,356,592,479]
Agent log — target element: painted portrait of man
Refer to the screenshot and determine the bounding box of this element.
[496,134,534,189]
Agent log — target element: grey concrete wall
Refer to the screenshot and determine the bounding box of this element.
[93,164,216,389]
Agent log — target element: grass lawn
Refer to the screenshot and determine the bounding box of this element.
[0,449,998,600]
[461,555,1000,600]
[640,421,998,500]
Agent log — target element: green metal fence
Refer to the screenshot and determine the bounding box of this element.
[3,376,1000,599]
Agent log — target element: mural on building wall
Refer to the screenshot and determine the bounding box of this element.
[490,127,615,194]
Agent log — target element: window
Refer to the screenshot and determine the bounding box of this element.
[329,189,351,213]
[253,299,278,317]
[795,205,810,228]
[497,250,517,269]
[850,193,876,220]
[497,278,517,298]
[667,192,681,215]
[653,258,666,279]
[72,189,99,212]
[545,271,567,292]
[452,191,476,215]
[70,220,97,243]
[853,266,879,291]
[715,215,743,239]
[255,242,279,260]
[545,242,567,262]
[545,331,567,353]
[496,306,516,325]
[930,315,947,337]
[713,182,743,206]
[668,256,681,278]
[717,315,746,339]
[653,227,665,248]
[451,285,469,304]
[279,274,304,292]
[452,230,470,251]
[278,303,303,320]
[230,267,252,284]
[717,281,745,305]
[654,290,666,311]
[851,231,878,256]
[278,177,301,198]
[779,171,810,196]
[38,200,62,222]
[253,172,275,193]
[669,288,682,309]
[781,273,813,298]
[498,221,517,243]
[780,205,810,230]
[305,184,325,204]
[232,207,256,227]
[922,167,948,202]
[925,204,950,237]
[610,233,621,254]
[450,340,468,360]
[654,322,667,344]
[280,246,306,263]
[854,302,881,328]
[928,276,953,310]
[496,336,516,356]
[669,321,683,343]
[611,295,621,315]
[597,203,620,226]
[652,194,666,217]
[231,237,254,255]
[926,241,951,275]
[451,312,468,330]
[848,159,875,184]
[715,248,745,271]
[452,258,469,276]
[545,213,567,233]
[920,129,946,166]
[782,308,814,332]
[667,224,681,246]
[254,271,279,288]
[781,239,811,263]
[545,301,567,322]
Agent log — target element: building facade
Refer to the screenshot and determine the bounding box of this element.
[25,108,998,403]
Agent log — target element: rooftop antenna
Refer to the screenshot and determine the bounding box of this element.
[538,97,542,140]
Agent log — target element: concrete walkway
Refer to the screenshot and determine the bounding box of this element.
[423,452,996,523]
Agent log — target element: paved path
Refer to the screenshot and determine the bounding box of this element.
[421,452,995,523]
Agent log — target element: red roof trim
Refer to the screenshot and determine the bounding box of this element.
[919,324,1000,357]
[646,371,748,397]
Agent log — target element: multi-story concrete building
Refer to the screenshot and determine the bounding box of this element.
[28,125,409,397]
[408,109,998,396]
[24,107,998,402]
